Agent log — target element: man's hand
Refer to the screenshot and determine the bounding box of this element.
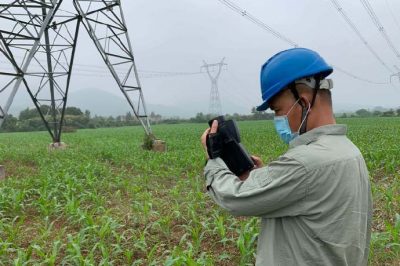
[201,120,218,159]
[251,155,264,168]
[239,155,264,181]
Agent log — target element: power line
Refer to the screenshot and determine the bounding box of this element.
[217,0,298,47]
[329,0,393,73]
[332,64,389,84]
[360,0,400,60]
[217,0,390,85]
[0,52,204,76]
[385,0,400,34]
[0,60,204,78]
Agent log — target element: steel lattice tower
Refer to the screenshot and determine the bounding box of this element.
[390,65,400,83]
[0,0,152,144]
[202,58,226,116]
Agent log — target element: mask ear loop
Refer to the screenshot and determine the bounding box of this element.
[286,97,300,115]
[298,100,311,134]
[289,82,308,134]
[298,76,321,135]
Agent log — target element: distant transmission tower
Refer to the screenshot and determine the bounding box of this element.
[0,0,152,145]
[202,58,226,116]
[390,65,400,83]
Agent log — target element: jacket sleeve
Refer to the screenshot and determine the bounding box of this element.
[204,156,308,218]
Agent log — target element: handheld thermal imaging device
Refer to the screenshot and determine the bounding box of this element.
[206,116,254,176]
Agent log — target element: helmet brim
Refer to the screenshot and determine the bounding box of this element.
[256,101,269,112]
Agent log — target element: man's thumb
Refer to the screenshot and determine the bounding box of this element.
[210,120,218,133]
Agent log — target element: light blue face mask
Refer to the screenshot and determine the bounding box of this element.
[273,99,310,144]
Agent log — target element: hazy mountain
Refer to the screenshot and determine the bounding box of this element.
[8,88,249,118]
[66,89,252,117]
[67,88,200,117]
[7,88,397,118]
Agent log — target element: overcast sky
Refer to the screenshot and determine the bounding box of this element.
[3,0,400,117]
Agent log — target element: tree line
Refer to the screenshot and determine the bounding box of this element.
[340,108,400,118]
[0,106,144,133]
[0,105,275,133]
[0,105,399,133]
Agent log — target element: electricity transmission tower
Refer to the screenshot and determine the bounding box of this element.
[0,0,152,144]
[390,65,400,83]
[202,58,226,116]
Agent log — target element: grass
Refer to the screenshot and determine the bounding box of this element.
[0,117,399,265]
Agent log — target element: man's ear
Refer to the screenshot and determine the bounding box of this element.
[298,96,308,108]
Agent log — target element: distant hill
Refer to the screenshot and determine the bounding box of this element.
[8,88,251,118]
[68,89,255,117]
[67,88,207,118]
[68,89,132,117]
[7,88,398,118]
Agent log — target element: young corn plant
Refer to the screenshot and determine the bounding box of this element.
[236,218,259,266]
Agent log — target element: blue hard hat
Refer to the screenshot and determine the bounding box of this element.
[256,48,333,111]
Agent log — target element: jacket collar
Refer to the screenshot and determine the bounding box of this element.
[289,124,347,148]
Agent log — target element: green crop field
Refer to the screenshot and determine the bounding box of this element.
[0,118,399,265]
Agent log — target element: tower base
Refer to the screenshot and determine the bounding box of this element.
[0,165,5,180]
[48,142,67,151]
[152,139,167,152]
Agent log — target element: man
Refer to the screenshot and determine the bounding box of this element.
[201,48,372,266]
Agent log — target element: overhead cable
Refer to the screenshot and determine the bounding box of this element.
[332,64,389,85]
[360,0,400,60]
[217,0,298,47]
[330,0,393,73]
[217,0,389,85]
[385,0,400,33]
[0,60,204,78]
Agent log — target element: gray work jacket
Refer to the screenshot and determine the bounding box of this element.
[204,124,372,266]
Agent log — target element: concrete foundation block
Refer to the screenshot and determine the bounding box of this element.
[0,165,5,180]
[48,142,67,151]
[152,139,167,152]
